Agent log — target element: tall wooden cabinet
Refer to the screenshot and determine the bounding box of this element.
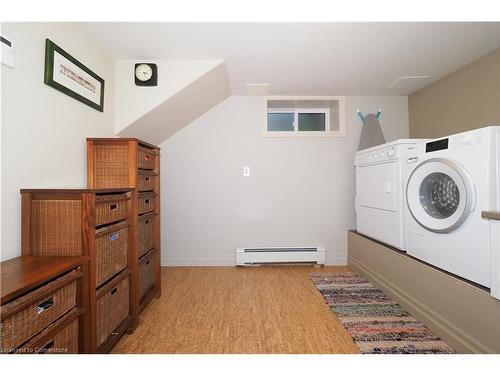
[86,138,161,326]
[20,189,133,353]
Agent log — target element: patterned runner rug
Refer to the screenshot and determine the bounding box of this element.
[310,272,455,354]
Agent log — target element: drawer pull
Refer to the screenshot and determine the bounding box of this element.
[145,177,150,182]
[39,340,55,353]
[110,204,117,210]
[37,297,54,314]
[146,260,151,266]
[110,233,119,241]
[145,199,150,204]
[145,220,150,225]
[111,287,118,295]
[144,155,150,161]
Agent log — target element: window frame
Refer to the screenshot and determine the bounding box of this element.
[262,95,346,138]
[266,108,331,133]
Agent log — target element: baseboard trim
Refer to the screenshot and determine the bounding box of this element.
[162,256,235,266]
[163,251,347,267]
[326,254,348,266]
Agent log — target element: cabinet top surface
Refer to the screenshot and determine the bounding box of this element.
[1,256,87,304]
[86,137,160,150]
[20,188,133,194]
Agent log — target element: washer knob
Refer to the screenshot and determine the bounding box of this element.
[387,147,395,157]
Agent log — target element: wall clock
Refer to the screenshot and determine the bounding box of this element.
[134,63,158,86]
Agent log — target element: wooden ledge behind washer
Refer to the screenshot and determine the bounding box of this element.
[481,211,500,221]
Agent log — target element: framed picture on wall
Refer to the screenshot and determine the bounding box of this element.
[44,38,105,112]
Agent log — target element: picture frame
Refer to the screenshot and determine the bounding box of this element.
[44,38,105,112]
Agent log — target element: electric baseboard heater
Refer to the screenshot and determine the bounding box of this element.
[236,246,326,266]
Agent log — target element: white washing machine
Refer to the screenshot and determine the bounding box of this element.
[404,126,500,289]
[354,139,429,250]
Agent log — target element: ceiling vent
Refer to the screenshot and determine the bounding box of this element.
[388,75,429,89]
[246,83,271,95]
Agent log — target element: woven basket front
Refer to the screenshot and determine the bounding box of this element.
[0,272,77,353]
[95,223,128,287]
[138,215,156,257]
[137,146,157,170]
[95,194,128,226]
[137,173,156,192]
[39,317,79,354]
[17,315,79,354]
[96,275,129,348]
[138,192,156,215]
[139,252,156,299]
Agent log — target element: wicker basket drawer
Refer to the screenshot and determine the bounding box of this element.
[0,271,78,353]
[35,316,78,354]
[138,146,157,170]
[95,221,128,287]
[138,213,156,257]
[95,194,128,226]
[139,250,156,300]
[17,311,79,354]
[96,273,130,348]
[137,172,156,192]
[138,192,156,215]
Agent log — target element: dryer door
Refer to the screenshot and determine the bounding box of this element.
[357,160,397,211]
[406,158,475,233]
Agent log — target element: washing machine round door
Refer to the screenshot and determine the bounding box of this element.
[406,158,475,233]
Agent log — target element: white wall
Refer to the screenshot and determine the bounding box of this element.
[160,95,408,266]
[1,23,116,261]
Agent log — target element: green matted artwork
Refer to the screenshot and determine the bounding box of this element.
[44,38,105,112]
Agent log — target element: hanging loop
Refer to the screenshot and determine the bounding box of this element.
[356,109,365,122]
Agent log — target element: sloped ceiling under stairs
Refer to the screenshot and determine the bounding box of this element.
[116,60,231,145]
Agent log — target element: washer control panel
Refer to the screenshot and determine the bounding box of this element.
[356,145,398,164]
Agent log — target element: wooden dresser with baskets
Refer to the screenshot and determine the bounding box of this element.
[0,256,89,354]
[86,138,161,326]
[20,189,133,353]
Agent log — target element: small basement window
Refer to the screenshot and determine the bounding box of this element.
[263,96,345,137]
[268,108,329,132]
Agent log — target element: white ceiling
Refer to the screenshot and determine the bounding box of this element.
[80,22,500,95]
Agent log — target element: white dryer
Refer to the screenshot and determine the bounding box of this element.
[404,126,500,288]
[354,139,428,250]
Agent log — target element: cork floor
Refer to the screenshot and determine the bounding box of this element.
[112,266,359,354]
